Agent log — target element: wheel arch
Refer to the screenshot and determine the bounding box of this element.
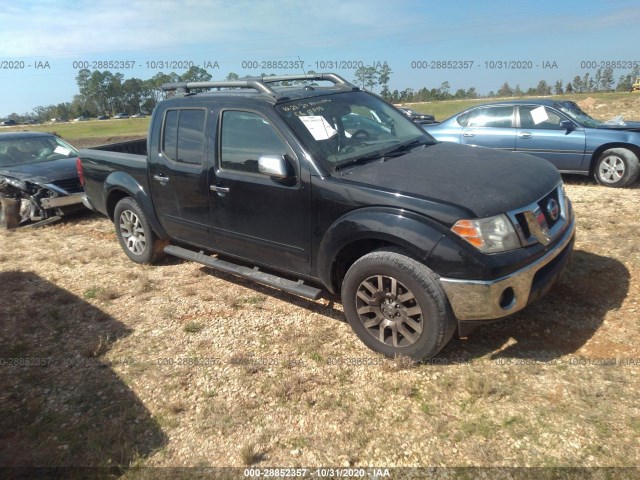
[105,188,129,220]
[589,143,640,176]
[317,207,445,294]
[104,172,168,240]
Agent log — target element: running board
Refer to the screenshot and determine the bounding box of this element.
[164,245,323,300]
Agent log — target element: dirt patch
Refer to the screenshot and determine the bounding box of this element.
[578,95,640,122]
[578,97,597,109]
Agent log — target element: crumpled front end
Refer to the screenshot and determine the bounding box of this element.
[0,174,84,227]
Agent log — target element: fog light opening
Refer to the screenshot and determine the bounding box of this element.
[499,287,516,310]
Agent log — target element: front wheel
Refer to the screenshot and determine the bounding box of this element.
[341,249,456,360]
[594,148,640,187]
[0,198,21,229]
[113,197,165,264]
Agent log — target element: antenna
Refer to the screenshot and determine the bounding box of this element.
[298,56,307,76]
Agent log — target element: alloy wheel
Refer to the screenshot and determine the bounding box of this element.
[355,274,423,347]
[119,209,146,255]
[598,154,626,183]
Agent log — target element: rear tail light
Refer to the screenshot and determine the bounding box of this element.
[76,157,85,187]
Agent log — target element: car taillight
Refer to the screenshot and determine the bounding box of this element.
[76,157,85,187]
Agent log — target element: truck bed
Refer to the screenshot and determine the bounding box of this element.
[78,139,150,218]
[91,138,147,155]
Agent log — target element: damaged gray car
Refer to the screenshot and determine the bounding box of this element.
[0,132,85,229]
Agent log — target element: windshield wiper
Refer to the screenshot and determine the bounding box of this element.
[381,138,434,158]
[334,152,386,171]
[334,138,433,171]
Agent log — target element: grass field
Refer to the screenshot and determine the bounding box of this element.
[2,117,150,145]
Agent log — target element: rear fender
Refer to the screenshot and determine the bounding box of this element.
[104,171,168,240]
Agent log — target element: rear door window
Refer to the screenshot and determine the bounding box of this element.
[467,106,514,128]
[162,109,206,165]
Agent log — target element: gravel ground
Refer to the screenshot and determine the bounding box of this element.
[1,178,639,473]
[1,96,640,474]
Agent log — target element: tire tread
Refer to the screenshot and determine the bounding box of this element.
[342,248,456,360]
[113,197,166,264]
[0,198,21,229]
[595,147,640,188]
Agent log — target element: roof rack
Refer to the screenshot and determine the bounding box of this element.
[161,73,354,96]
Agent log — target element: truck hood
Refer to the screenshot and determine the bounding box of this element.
[336,142,561,218]
[0,157,79,185]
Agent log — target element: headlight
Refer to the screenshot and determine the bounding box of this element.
[2,177,28,191]
[451,214,521,253]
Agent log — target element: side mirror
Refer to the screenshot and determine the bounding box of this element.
[559,120,575,132]
[258,154,288,179]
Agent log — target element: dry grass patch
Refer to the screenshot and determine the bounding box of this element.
[1,179,640,469]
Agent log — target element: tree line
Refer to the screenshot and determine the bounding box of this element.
[4,64,640,122]
[30,66,215,122]
[379,65,640,104]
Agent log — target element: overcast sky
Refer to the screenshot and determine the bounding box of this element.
[1,0,639,115]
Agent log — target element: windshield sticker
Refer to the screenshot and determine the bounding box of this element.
[54,146,71,155]
[530,106,549,125]
[280,99,331,114]
[299,115,338,140]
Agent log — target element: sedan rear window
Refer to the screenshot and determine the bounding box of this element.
[467,106,514,128]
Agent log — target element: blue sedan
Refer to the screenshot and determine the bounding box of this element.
[423,99,640,187]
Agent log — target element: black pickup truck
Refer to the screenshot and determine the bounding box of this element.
[78,73,575,360]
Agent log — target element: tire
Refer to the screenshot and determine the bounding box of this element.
[0,198,21,229]
[341,249,456,360]
[594,148,640,188]
[113,197,165,264]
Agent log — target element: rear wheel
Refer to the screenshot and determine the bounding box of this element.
[341,249,456,360]
[0,198,21,229]
[113,197,165,264]
[594,148,640,187]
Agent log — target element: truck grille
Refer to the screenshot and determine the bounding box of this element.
[539,188,562,230]
[507,184,570,247]
[51,178,83,194]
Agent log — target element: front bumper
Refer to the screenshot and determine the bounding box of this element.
[40,193,84,209]
[80,194,97,212]
[439,217,575,321]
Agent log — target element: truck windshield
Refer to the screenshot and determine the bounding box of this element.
[276,91,435,169]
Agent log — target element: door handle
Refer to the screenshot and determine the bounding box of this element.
[153,174,169,184]
[518,132,532,139]
[462,131,475,137]
[210,185,230,193]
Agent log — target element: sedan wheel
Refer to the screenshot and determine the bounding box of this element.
[0,198,21,229]
[595,148,640,188]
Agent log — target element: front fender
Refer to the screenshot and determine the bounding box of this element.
[104,171,168,240]
[316,207,446,291]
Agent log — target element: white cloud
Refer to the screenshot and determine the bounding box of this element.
[0,0,421,58]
